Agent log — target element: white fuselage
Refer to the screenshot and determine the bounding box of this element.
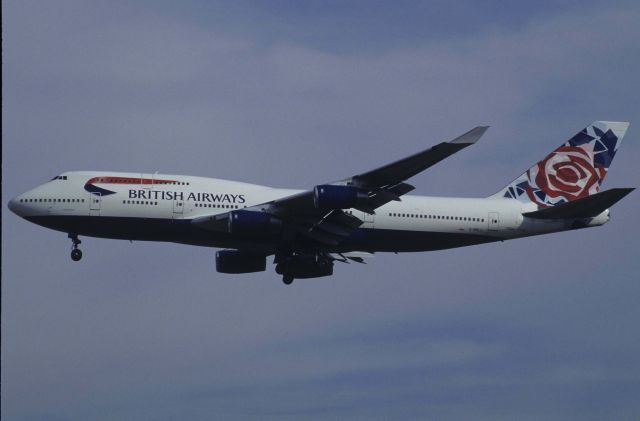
[9,171,609,254]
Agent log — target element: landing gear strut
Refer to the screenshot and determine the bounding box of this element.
[275,254,294,285]
[69,234,83,261]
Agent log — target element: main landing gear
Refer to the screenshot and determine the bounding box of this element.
[275,258,294,285]
[282,274,294,285]
[68,234,83,261]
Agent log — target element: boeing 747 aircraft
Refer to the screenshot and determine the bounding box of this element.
[9,121,633,284]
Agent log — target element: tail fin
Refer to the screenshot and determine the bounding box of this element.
[493,121,629,207]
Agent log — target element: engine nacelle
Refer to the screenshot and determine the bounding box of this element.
[278,254,334,279]
[216,250,266,274]
[313,185,368,210]
[228,210,282,235]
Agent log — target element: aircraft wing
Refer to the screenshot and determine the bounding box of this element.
[265,125,488,215]
[347,125,489,191]
[193,126,488,246]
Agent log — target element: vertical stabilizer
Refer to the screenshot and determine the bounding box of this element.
[493,121,629,207]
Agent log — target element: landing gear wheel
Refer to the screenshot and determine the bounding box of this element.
[68,234,83,261]
[282,274,294,285]
[71,248,83,261]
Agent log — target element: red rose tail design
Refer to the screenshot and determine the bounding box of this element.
[492,121,629,208]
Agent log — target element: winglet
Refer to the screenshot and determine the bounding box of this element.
[450,126,490,144]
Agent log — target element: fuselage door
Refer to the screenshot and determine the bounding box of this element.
[360,211,374,228]
[141,173,153,189]
[173,199,184,217]
[488,212,500,231]
[90,193,101,215]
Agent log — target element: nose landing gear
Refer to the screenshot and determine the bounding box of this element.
[68,234,83,261]
[71,248,83,261]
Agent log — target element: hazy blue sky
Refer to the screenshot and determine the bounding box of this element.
[3,1,640,420]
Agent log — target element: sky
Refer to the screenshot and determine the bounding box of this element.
[2,1,640,419]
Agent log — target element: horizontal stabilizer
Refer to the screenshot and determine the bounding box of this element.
[523,188,634,219]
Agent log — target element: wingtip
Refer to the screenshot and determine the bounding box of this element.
[450,125,490,144]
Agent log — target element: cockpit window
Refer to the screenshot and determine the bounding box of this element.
[50,175,68,181]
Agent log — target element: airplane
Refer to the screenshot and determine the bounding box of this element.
[8,121,634,285]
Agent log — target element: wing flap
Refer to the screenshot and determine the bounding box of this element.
[329,252,375,264]
[303,229,341,246]
[367,182,416,209]
[284,209,364,245]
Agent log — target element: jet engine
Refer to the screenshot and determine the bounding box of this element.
[216,250,266,274]
[228,210,282,235]
[313,185,369,210]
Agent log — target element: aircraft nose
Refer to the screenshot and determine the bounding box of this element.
[8,196,20,215]
[8,194,30,217]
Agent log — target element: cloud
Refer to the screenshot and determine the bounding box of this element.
[3,1,640,420]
